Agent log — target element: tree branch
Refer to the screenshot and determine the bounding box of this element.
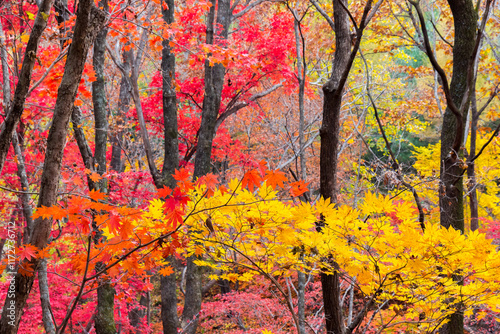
[214,82,282,132]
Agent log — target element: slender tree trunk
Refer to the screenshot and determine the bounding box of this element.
[467,90,479,231]
[319,1,351,333]
[438,1,476,333]
[110,50,133,173]
[91,2,117,333]
[180,2,231,333]
[96,277,116,334]
[0,3,106,332]
[293,12,307,334]
[193,0,231,178]
[0,0,55,174]
[12,135,33,243]
[38,259,56,334]
[92,0,109,191]
[54,0,70,48]
[466,47,483,232]
[158,0,181,333]
[160,0,179,188]
[2,13,55,334]
[439,0,477,232]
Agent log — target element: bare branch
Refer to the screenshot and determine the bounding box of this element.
[309,0,335,31]
[214,83,283,131]
[360,50,425,230]
[232,0,271,20]
[28,47,69,95]
[408,0,463,155]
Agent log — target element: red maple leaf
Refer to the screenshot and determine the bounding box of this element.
[157,186,172,198]
[18,244,38,262]
[108,213,122,235]
[242,169,263,192]
[166,208,184,229]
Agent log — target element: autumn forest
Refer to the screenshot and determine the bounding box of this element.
[0,0,500,333]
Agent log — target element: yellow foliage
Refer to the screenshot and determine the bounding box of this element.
[140,174,500,332]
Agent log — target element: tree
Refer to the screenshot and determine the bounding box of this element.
[0,1,106,332]
[314,1,381,333]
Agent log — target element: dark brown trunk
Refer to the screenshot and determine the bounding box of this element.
[438,1,476,333]
[54,0,70,48]
[439,0,477,232]
[92,0,109,191]
[193,0,231,178]
[182,2,231,333]
[0,3,106,333]
[319,1,351,333]
[95,278,116,334]
[467,83,479,231]
[159,0,181,332]
[129,292,149,332]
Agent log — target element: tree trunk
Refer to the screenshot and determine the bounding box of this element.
[467,89,479,231]
[91,1,117,333]
[193,0,231,178]
[319,1,351,333]
[38,259,56,334]
[438,1,476,333]
[180,1,231,333]
[439,0,477,232]
[92,0,109,191]
[95,278,117,334]
[159,0,181,333]
[0,0,55,174]
[110,50,133,173]
[0,3,106,332]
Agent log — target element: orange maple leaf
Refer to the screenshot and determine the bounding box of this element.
[197,173,219,197]
[89,189,106,201]
[194,245,205,256]
[264,170,288,189]
[258,160,267,175]
[173,168,190,182]
[108,213,122,235]
[32,206,53,220]
[157,186,172,198]
[120,219,135,239]
[242,169,263,192]
[89,172,102,182]
[33,204,67,220]
[173,168,193,192]
[289,180,310,197]
[18,262,35,277]
[38,247,51,259]
[166,208,184,229]
[158,266,174,276]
